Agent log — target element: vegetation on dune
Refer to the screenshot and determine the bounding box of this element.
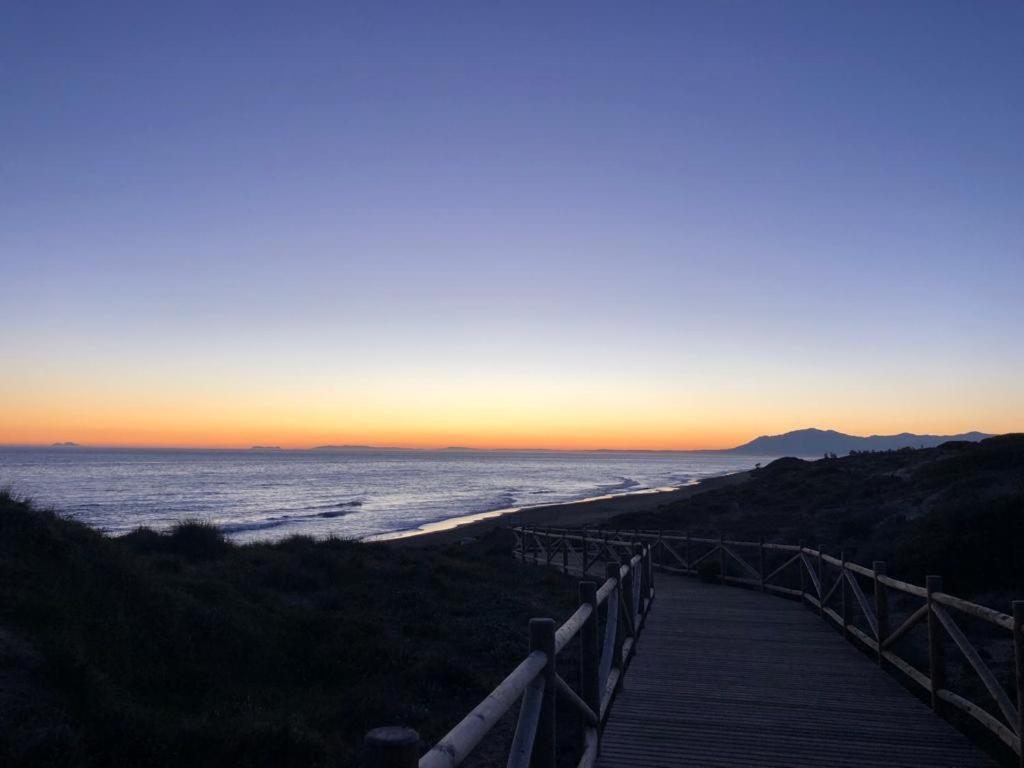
[610,434,1024,599]
[0,492,577,767]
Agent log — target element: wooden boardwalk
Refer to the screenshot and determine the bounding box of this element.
[597,575,994,768]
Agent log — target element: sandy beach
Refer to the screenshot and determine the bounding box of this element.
[386,471,751,547]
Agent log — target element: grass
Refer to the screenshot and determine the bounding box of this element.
[0,491,578,767]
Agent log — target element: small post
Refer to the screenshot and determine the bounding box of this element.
[798,540,806,600]
[518,525,526,562]
[579,582,600,720]
[926,575,945,713]
[685,531,691,574]
[1012,601,1024,768]
[718,534,726,585]
[657,529,664,571]
[581,529,590,575]
[873,561,889,667]
[621,555,635,637]
[562,531,569,575]
[530,618,557,768]
[816,549,825,617]
[364,726,419,768]
[637,543,649,618]
[607,562,625,669]
[758,536,765,592]
[545,528,554,565]
[646,541,655,592]
[840,551,850,639]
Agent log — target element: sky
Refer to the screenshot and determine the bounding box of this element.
[2,1,1022,450]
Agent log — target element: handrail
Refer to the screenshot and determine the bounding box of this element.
[512,525,1024,766]
[364,532,656,768]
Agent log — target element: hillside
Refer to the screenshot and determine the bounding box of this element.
[611,434,1024,598]
[0,494,574,767]
[728,428,991,456]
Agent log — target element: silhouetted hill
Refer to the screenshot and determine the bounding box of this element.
[611,434,1024,598]
[728,428,991,456]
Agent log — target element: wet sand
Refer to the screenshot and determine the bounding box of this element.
[385,471,751,547]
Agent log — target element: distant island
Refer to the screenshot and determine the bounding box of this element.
[249,446,283,451]
[50,441,81,447]
[726,427,992,456]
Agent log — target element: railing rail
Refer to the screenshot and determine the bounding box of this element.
[364,536,655,768]
[516,525,1024,766]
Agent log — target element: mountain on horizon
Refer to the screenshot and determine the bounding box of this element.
[728,428,992,456]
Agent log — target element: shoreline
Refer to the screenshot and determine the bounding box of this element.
[375,470,752,547]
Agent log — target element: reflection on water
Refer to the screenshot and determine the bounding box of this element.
[0,448,774,542]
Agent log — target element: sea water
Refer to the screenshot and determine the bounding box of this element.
[0,447,773,542]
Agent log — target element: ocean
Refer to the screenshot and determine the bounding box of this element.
[0,447,773,542]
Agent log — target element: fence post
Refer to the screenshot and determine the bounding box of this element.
[607,562,625,671]
[685,531,691,574]
[798,540,806,600]
[621,555,635,640]
[530,618,557,768]
[582,529,590,575]
[545,528,554,565]
[562,531,569,575]
[646,542,655,593]
[638,544,649,618]
[518,526,526,562]
[657,529,663,571]
[816,549,825,617]
[718,534,726,585]
[926,575,945,713]
[758,536,765,592]
[840,551,850,640]
[873,561,888,667]
[579,581,600,722]
[1013,601,1024,768]
[364,726,419,768]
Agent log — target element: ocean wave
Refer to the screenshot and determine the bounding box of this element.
[218,505,363,535]
[595,477,642,494]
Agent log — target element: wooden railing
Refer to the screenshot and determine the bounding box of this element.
[363,540,655,768]
[516,526,1024,767]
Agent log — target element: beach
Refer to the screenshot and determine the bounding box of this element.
[387,470,752,547]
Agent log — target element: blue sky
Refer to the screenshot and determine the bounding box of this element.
[2,1,1022,447]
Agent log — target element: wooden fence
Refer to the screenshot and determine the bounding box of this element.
[515,525,1024,767]
[363,539,655,768]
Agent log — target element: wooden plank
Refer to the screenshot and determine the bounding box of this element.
[594,576,993,768]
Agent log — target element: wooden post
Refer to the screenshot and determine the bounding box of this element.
[873,561,888,667]
[562,531,569,575]
[926,575,945,713]
[621,555,635,638]
[579,582,600,720]
[519,526,526,562]
[1012,600,1024,768]
[364,726,419,768]
[758,536,765,592]
[816,549,825,617]
[718,534,726,585]
[798,540,806,600]
[545,528,554,565]
[607,562,625,669]
[637,543,649,617]
[647,541,655,592]
[685,531,691,574]
[582,530,590,575]
[530,618,557,768]
[840,551,850,639]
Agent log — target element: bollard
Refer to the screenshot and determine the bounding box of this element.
[364,726,419,768]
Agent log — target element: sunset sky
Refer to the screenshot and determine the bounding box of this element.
[2,1,1022,450]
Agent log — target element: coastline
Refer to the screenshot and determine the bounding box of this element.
[376,470,751,547]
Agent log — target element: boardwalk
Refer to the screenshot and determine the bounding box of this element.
[598,575,994,768]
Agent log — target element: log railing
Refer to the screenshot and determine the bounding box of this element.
[514,525,1024,767]
[363,541,655,768]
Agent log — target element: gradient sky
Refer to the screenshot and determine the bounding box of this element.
[2,1,1022,449]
